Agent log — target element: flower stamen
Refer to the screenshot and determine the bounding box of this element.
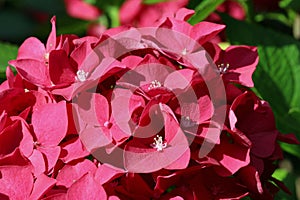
[182,48,188,55]
[148,80,162,90]
[181,116,196,128]
[151,135,167,152]
[76,70,89,82]
[217,63,230,74]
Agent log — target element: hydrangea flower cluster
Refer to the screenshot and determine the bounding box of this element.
[0,9,298,200]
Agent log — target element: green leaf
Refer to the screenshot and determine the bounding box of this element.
[280,143,300,159]
[56,17,89,36]
[0,42,18,79]
[220,14,300,156]
[273,168,289,181]
[143,0,168,4]
[188,0,225,25]
[280,0,300,12]
[273,169,298,200]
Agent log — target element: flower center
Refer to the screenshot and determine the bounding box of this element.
[33,141,41,146]
[151,135,167,152]
[181,116,196,128]
[217,63,229,74]
[104,121,112,129]
[44,53,49,61]
[148,80,162,90]
[181,48,188,55]
[76,70,89,82]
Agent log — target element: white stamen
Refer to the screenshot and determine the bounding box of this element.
[148,80,162,90]
[104,121,112,128]
[217,63,230,74]
[151,135,167,152]
[24,88,30,93]
[76,70,89,82]
[182,48,188,55]
[33,141,40,146]
[44,53,49,61]
[181,116,196,128]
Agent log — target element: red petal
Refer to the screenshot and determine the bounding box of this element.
[223,46,258,87]
[248,131,278,158]
[0,120,23,157]
[238,166,263,194]
[49,50,76,85]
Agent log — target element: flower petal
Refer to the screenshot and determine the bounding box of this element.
[32,101,68,146]
[57,159,97,188]
[0,165,33,199]
[66,172,107,199]
[30,174,56,200]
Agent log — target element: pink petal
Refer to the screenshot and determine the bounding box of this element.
[80,124,113,151]
[191,21,225,44]
[164,69,194,91]
[46,16,57,52]
[120,0,142,24]
[57,159,97,188]
[64,0,101,20]
[124,104,189,173]
[175,8,195,21]
[94,163,124,185]
[19,120,34,157]
[29,149,46,176]
[110,88,137,139]
[165,148,190,170]
[30,174,56,200]
[16,37,46,61]
[66,172,107,199]
[70,41,88,65]
[0,165,33,199]
[38,146,61,174]
[60,136,89,163]
[32,101,68,146]
[8,59,51,87]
